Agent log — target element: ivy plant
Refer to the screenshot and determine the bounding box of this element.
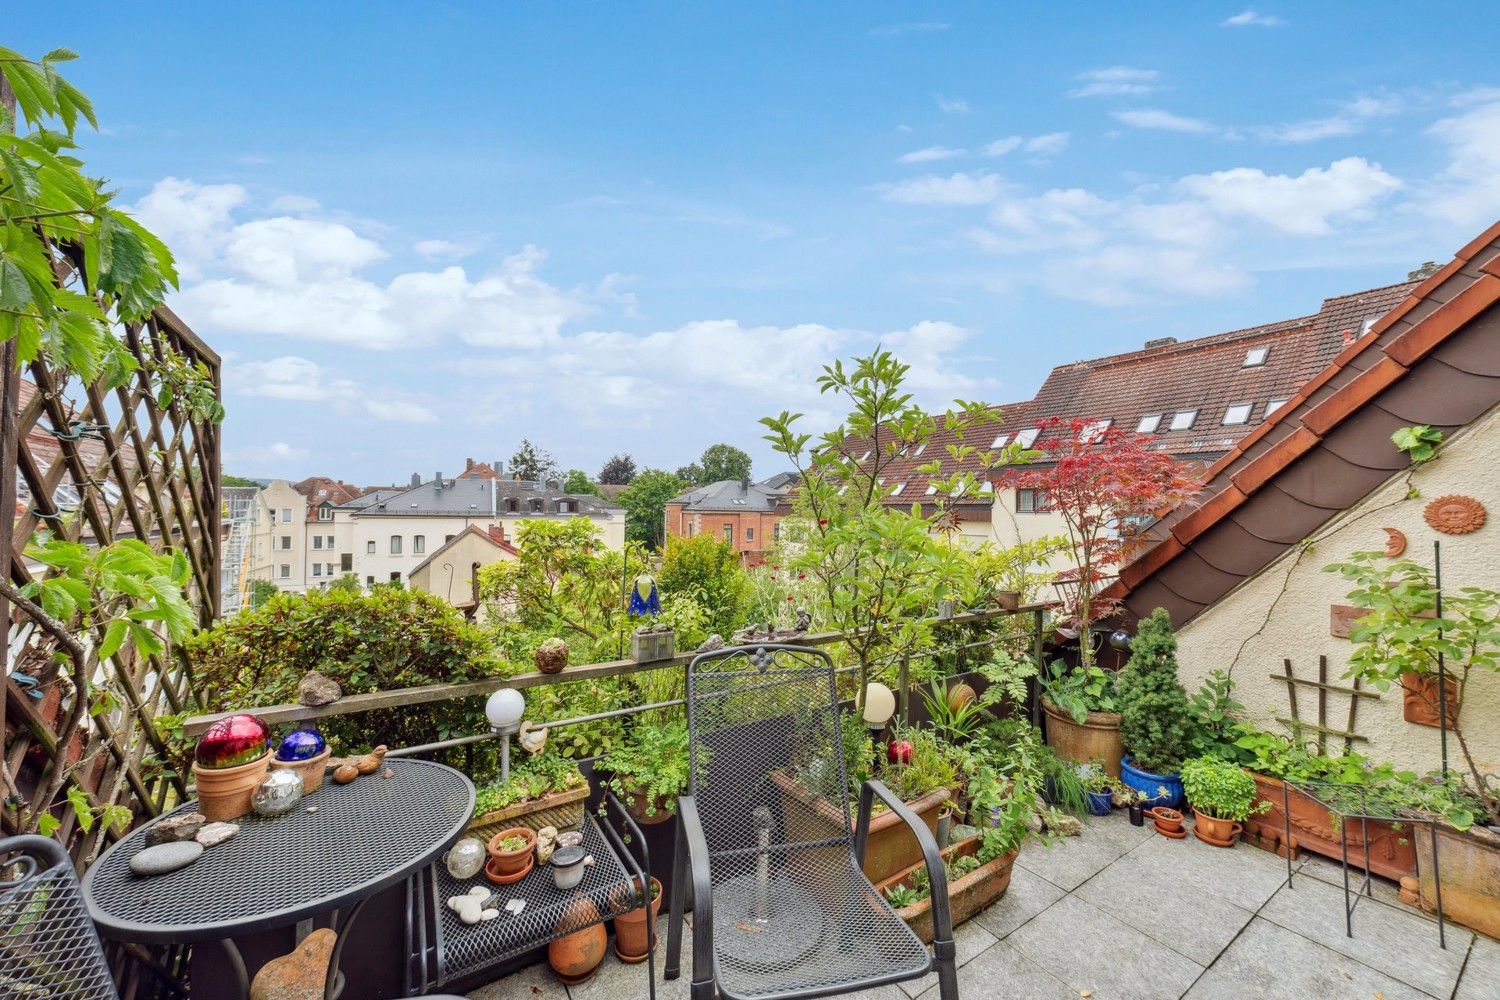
[1391,424,1443,464]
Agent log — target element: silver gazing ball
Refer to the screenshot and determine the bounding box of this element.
[445,837,487,879]
[252,769,305,817]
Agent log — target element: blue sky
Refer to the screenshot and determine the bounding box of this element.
[11,4,1500,484]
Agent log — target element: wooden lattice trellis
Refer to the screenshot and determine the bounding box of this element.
[2,303,220,866]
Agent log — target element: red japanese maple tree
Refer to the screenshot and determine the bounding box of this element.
[1000,416,1200,667]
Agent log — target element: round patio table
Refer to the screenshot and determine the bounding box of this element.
[82,757,473,996]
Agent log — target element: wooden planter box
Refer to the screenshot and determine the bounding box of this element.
[1040,698,1122,781]
[466,783,590,840]
[630,632,675,663]
[1415,822,1500,940]
[770,770,950,884]
[1239,771,1416,880]
[874,836,1018,943]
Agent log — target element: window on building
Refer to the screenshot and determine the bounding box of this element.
[1360,316,1379,335]
[413,535,425,554]
[506,498,520,513]
[445,534,456,543]
[326,535,334,548]
[366,576,375,587]
[773,523,780,540]
[890,482,907,496]
[990,432,1010,448]
[341,554,353,572]
[1137,414,1163,433]
[924,484,938,496]
[279,564,290,578]
[280,535,292,550]
[910,443,927,458]
[326,563,334,575]
[318,506,333,521]
[723,524,734,545]
[1169,409,1197,431]
[1015,427,1041,447]
[858,450,871,462]
[1017,488,1049,513]
[390,572,401,582]
[1222,403,1253,426]
[313,564,322,577]
[1079,418,1113,443]
[280,508,292,523]
[1267,398,1290,416]
[390,535,402,554]
[530,498,543,513]
[1243,346,1269,367]
[313,536,323,549]
[366,540,376,554]
[746,527,754,541]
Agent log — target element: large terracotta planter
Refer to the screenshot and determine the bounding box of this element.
[1240,771,1417,880]
[268,747,332,795]
[611,876,663,962]
[467,783,589,841]
[1041,698,1122,780]
[874,836,1017,943]
[770,770,950,883]
[549,897,606,984]
[192,752,271,823]
[1415,822,1500,940]
[617,780,676,825]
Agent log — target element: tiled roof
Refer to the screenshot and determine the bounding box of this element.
[408,523,519,577]
[1102,219,1500,629]
[667,479,784,512]
[292,476,364,519]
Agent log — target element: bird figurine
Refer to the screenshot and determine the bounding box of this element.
[518,721,549,755]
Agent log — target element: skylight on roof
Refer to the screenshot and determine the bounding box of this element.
[891,482,907,496]
[924,484,938,495]
[991,433,1010,449]
[1222,403,1253,426]
[1015,427,1040,447]
[979,480,994,494]
[1169,409,1197,431]
[1267,397,1290,416]
[1243,347,1269,367]
[858,450,871,462]
[911,443,927,458]
[1360,316,1379,335]
[1079,418,1113,443]
[1137,414,1162,433]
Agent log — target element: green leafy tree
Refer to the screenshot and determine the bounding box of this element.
[657,533,749,637]
[761,349,1000,698]
[222,474,261,487]
[598,453,637,485]
[699,443,752,484]
[1117,607,1195,775]
[509,438,560,484]
[617,468,686,549]
[248,578,279,608]
[562,468,603,497]
[673,463,704,487]
[326,572,361,594]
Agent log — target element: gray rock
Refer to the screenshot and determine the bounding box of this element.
[195,822,240,848]
[130,841,203,876]
[1048,812,1083,837]
[951,823,981,842]
[296,671,342,706]
[144,811,205,846]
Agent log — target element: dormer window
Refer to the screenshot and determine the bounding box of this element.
[1169,409,1198,431]
[529,498,543,513]
[1222,403,1253,426]
[317,504,334,521]
[911,443,927,458]
[924,484,938,496]
[1137,414,1162,433]
[506,498,520,513]
[1243,347,1269,367]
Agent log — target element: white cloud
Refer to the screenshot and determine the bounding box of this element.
[983,137,1023,157]
[1256,117,1362,144]
[1179,156,1402,235]
[1424,95,1500,224]
[232,355,438,423]
[223,217,388,287]
[1113,109,1214,133]
[130,177,248,280]
[937,97,970,115]
[230,441,309,465]
[1024,132,1070,156]
[1222,10,1285,27]
[414,239,477,260]
[1069,66,1161,98]
[972,188,1114,253]
[876,172,1005,205]
[268,194,320,213]
[1046,245,1253,305]
[364,400,439,424]
[899,145,967,163]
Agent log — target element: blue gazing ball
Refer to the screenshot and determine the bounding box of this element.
[275,728,327,762]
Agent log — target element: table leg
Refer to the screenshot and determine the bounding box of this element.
[211,937,251,1000]
[324,896,371,1000]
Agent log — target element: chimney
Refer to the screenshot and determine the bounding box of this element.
[494,460,503,477]
[1144,336,1177,350]
[741,474,750,492]
[1342,328,1356,347]
[434,471,444,490]
[1408,261,1441,281]
[465,458,474,471]
[410,473,421,488]
[488,524,507,545]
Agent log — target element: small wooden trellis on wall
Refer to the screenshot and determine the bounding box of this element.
[1271,656,1378,752]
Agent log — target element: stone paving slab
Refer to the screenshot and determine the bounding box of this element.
[1259,871,1469,997]
[1455,933,1500,1000]
[897,918,996,998]
[1013,814,1155,891]
[1182,917,1437,1000]
[1006,893,1204,1000]
[1128,832,1293,909]
[973,862,1066,940]
[913,938,1078,1000]
[1074,850,1256,966]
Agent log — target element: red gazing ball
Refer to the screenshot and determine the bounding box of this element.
[195,713,271,769]
[887,740,914,766]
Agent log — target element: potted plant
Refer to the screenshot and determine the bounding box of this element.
[468,752,589,841]
[610,876,663,963]
[487,827,537,878]
[534,637,569,674]
[1078,762,1115,817]
[597,721,697,824]
[1150,806,1185,836]
[1180,755,1267,846]
[1117,608,1194,807]
[1323,551,1500,937]
[1038,658,1123,780]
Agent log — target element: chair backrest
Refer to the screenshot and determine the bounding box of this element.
[685,644,855,859]
[0,835,119,1000]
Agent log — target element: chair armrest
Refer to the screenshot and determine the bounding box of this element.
[677,795,716,966]
[856,780,955,946]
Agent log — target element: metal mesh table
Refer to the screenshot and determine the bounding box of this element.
[83,758,472,944]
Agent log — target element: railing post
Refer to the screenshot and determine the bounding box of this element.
[898,654,910,725]
[1032,609,1045,728]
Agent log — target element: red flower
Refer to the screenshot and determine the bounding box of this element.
[818,519,827,525]
[787,596,794,601]
[797,574,805,580]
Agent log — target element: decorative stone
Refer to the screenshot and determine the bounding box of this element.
[332,764,359,784]
[145,812,205,846]
[556,831,584,849]
[196,822,240,848]
[130,841,203,876]
[195,714,271,770]
[381,767,393,779]
[447,886,501,925]
[250,927,336,1000]
[1424,494,1487,535]
[253,770,305,817]
[296,671,343,707]
[445,838,486,879]
[535,825,558,864]
[1399,875,1421,906]
[275,728,327,762]
[306,806,318,813]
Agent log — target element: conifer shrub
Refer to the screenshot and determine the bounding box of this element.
[1117,607,1194,775]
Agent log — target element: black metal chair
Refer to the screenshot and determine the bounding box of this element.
[664,643,957,1000]
[0,835,468,1000]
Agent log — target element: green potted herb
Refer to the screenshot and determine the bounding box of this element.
[597,720,698,824]
[1117,608,1194,806]
[1180,755,1267,846]
[469,752,589,841]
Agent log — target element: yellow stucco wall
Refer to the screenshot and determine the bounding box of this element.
[1174,403,1500,777]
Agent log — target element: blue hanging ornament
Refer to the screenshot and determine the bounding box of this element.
[628,574,661,617]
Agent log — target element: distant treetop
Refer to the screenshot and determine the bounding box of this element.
[598,453,637,485]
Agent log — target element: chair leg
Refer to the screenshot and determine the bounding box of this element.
[932,935,959,1000]
[664,820,688,981]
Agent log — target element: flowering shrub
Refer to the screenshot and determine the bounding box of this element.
[742,559,826,629]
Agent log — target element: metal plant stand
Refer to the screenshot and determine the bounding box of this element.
[1283,779,1446,948]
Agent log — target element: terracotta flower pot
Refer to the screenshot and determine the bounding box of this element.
[549,897,606,984]
[1192,808,1241,844]
[1149,807,1183,832]
[192,752,271,823]
[269,746,332,795]
[488,827,538,875]
[620,781,675,825]
[611,876,663,963]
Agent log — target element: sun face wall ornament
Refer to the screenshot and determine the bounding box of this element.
[1423,495,1487,535]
